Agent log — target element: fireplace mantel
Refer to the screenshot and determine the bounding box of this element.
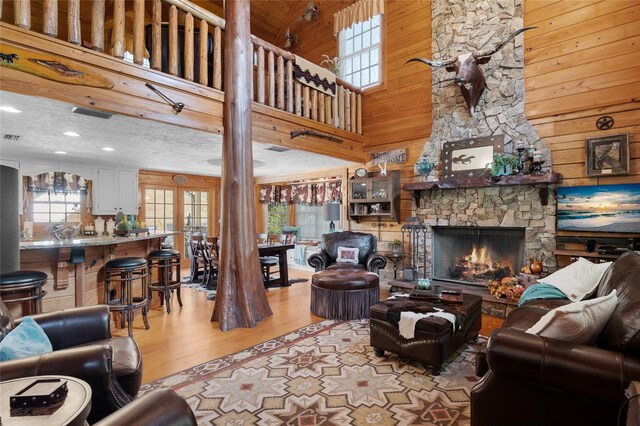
[404,173,562,205]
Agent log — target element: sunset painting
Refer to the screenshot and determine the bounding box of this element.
[557,184,640,233]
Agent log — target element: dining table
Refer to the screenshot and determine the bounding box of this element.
[259,243,295,287]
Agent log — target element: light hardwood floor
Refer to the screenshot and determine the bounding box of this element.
[112,268,496,384]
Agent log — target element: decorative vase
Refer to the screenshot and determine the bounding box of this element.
[94,217,105,235]
[416,159,433,177]
[530,258,543,274]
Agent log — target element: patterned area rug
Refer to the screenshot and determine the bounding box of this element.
[139,320,485,425]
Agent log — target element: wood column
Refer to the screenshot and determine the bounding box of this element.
[212,0,272,330]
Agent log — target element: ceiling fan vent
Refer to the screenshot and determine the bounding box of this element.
[2,134,21,141]
[267,146,290,152]
[71,106,113,119]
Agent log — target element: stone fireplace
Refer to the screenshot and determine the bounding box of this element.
[411,0,558,277]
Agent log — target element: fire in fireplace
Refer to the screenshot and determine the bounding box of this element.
[432,227,525,286]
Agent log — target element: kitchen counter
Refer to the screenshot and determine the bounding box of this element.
[20,232,176,250]
[16,232,179,314]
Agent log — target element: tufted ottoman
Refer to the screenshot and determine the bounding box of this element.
[311,270,380,320]
[369,292,482,374]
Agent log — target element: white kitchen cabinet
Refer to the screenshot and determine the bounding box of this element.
[93,168,138,215]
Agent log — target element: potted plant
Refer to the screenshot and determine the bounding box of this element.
[490,153,519,177]
[388,239,402,253]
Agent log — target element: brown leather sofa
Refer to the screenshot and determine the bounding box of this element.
[471,251,640,425]
[95,389,197,426]
[308,231,387,274]
[0,304,142,423]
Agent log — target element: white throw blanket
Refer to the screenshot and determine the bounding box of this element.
[294,56,337,96]
[398,309,457,340]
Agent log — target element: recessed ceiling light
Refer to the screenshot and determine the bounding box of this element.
[101,147,114,152]
[0,106,22,113]
[63,131,80,137]
[54,151,67,155]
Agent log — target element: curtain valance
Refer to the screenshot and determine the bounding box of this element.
[259,180,342,206]
[333,0,384,36]
[27,172,88,193]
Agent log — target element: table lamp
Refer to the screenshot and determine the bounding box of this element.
[324,203,341,232]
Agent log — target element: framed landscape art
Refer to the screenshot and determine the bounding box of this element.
[557,183,640,234]
[585,133,629,177]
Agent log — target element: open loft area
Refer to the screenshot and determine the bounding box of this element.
[1,0,639,424]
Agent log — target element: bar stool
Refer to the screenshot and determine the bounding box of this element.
[147,249,182,314]
[0,270,48,315]
[260,257,279,287]
[104,257,150,337]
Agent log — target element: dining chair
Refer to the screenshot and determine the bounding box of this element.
[201,236,219,290]
[257,233,269,245]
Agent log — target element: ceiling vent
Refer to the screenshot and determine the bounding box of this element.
[2,134,21,141]
[71,106,113,119]
[266,146,290,152]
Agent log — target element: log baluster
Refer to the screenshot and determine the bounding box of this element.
[133,0,145,65]
[112,0,125,58]
[184,13,194,81]
[319,92,325,124]
[14,0,31,30]
[345,89,352,132]
[302,86,310,118]
[43,0,58,37]
[294,82,302,116]
[168,5,178,76]
[213,27,222,89]
[256,46,265,104]
[67,0,81,45]
[151,0,162,70]
[276,56,284,110]
[311,90,318,121]
[286,60,294,113]
[325,94,332,126]
[91,0,105,52]
[199,20,209,86]
[333,90,339,128]
[267,51,275,108]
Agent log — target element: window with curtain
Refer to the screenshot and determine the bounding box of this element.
[33,191,82,223]
[295,205,330,240]
[338,14,382,89]
[267,204,288,234]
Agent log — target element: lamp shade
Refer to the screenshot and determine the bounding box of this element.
[324,203,341,221]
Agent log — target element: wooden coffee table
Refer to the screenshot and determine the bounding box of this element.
[0,375,91,426]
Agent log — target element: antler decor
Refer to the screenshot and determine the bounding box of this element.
[407,27,536,115]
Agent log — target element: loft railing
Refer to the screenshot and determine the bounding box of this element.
[3,0,362,135]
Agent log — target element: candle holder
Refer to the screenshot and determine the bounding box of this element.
[531,159,545,174]
[516,146,527,174]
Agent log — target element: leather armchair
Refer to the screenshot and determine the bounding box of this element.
[0,305,142,423]
[308,231,386,274]
[94,389,197,426]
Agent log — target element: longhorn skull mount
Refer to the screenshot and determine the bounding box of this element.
[408,26,536,115]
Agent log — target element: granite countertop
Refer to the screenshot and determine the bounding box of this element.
[19,232,178,250]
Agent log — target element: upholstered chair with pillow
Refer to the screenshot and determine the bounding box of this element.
[0,302,142,423]
[308,231,386,274]
[471,251,640,426]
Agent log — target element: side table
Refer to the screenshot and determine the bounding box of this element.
[383,252,404,280]
[1,375,91,426]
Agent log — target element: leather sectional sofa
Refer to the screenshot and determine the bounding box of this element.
[471,250,640,425]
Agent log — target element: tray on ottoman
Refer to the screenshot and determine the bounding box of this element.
[369,293,482,374]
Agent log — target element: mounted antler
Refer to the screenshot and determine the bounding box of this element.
[407,26,536,115]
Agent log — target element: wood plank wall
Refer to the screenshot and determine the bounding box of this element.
[524,0,640,188]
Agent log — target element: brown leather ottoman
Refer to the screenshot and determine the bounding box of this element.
[311,269,380,320]
[370,293,482,374]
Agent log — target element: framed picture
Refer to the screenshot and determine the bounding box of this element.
[585,133,629,177]
[440,135,503,180]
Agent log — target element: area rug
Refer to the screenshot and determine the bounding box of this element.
[139,320,485,425]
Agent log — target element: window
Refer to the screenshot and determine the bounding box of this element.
[33,191,82,223]
[338,14,382,89]
[144,189,175,245]
[183,191,208,234]
[295,205,331,240]
[267,204,288,234]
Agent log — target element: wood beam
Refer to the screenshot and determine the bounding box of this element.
[212,0,272,330]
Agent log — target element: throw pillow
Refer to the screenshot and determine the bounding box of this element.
[336,247,359,264]
[0,317,53,361]
[537,257,612,302]
[525,289,618,345]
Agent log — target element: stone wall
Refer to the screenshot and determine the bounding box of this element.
[416,186,557,275]
[411,0,557,275]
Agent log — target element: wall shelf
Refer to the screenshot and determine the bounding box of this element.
[349,170,400,223]
[403,173,562,206]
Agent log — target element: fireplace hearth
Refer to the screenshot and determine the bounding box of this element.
[433,227,525,287]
